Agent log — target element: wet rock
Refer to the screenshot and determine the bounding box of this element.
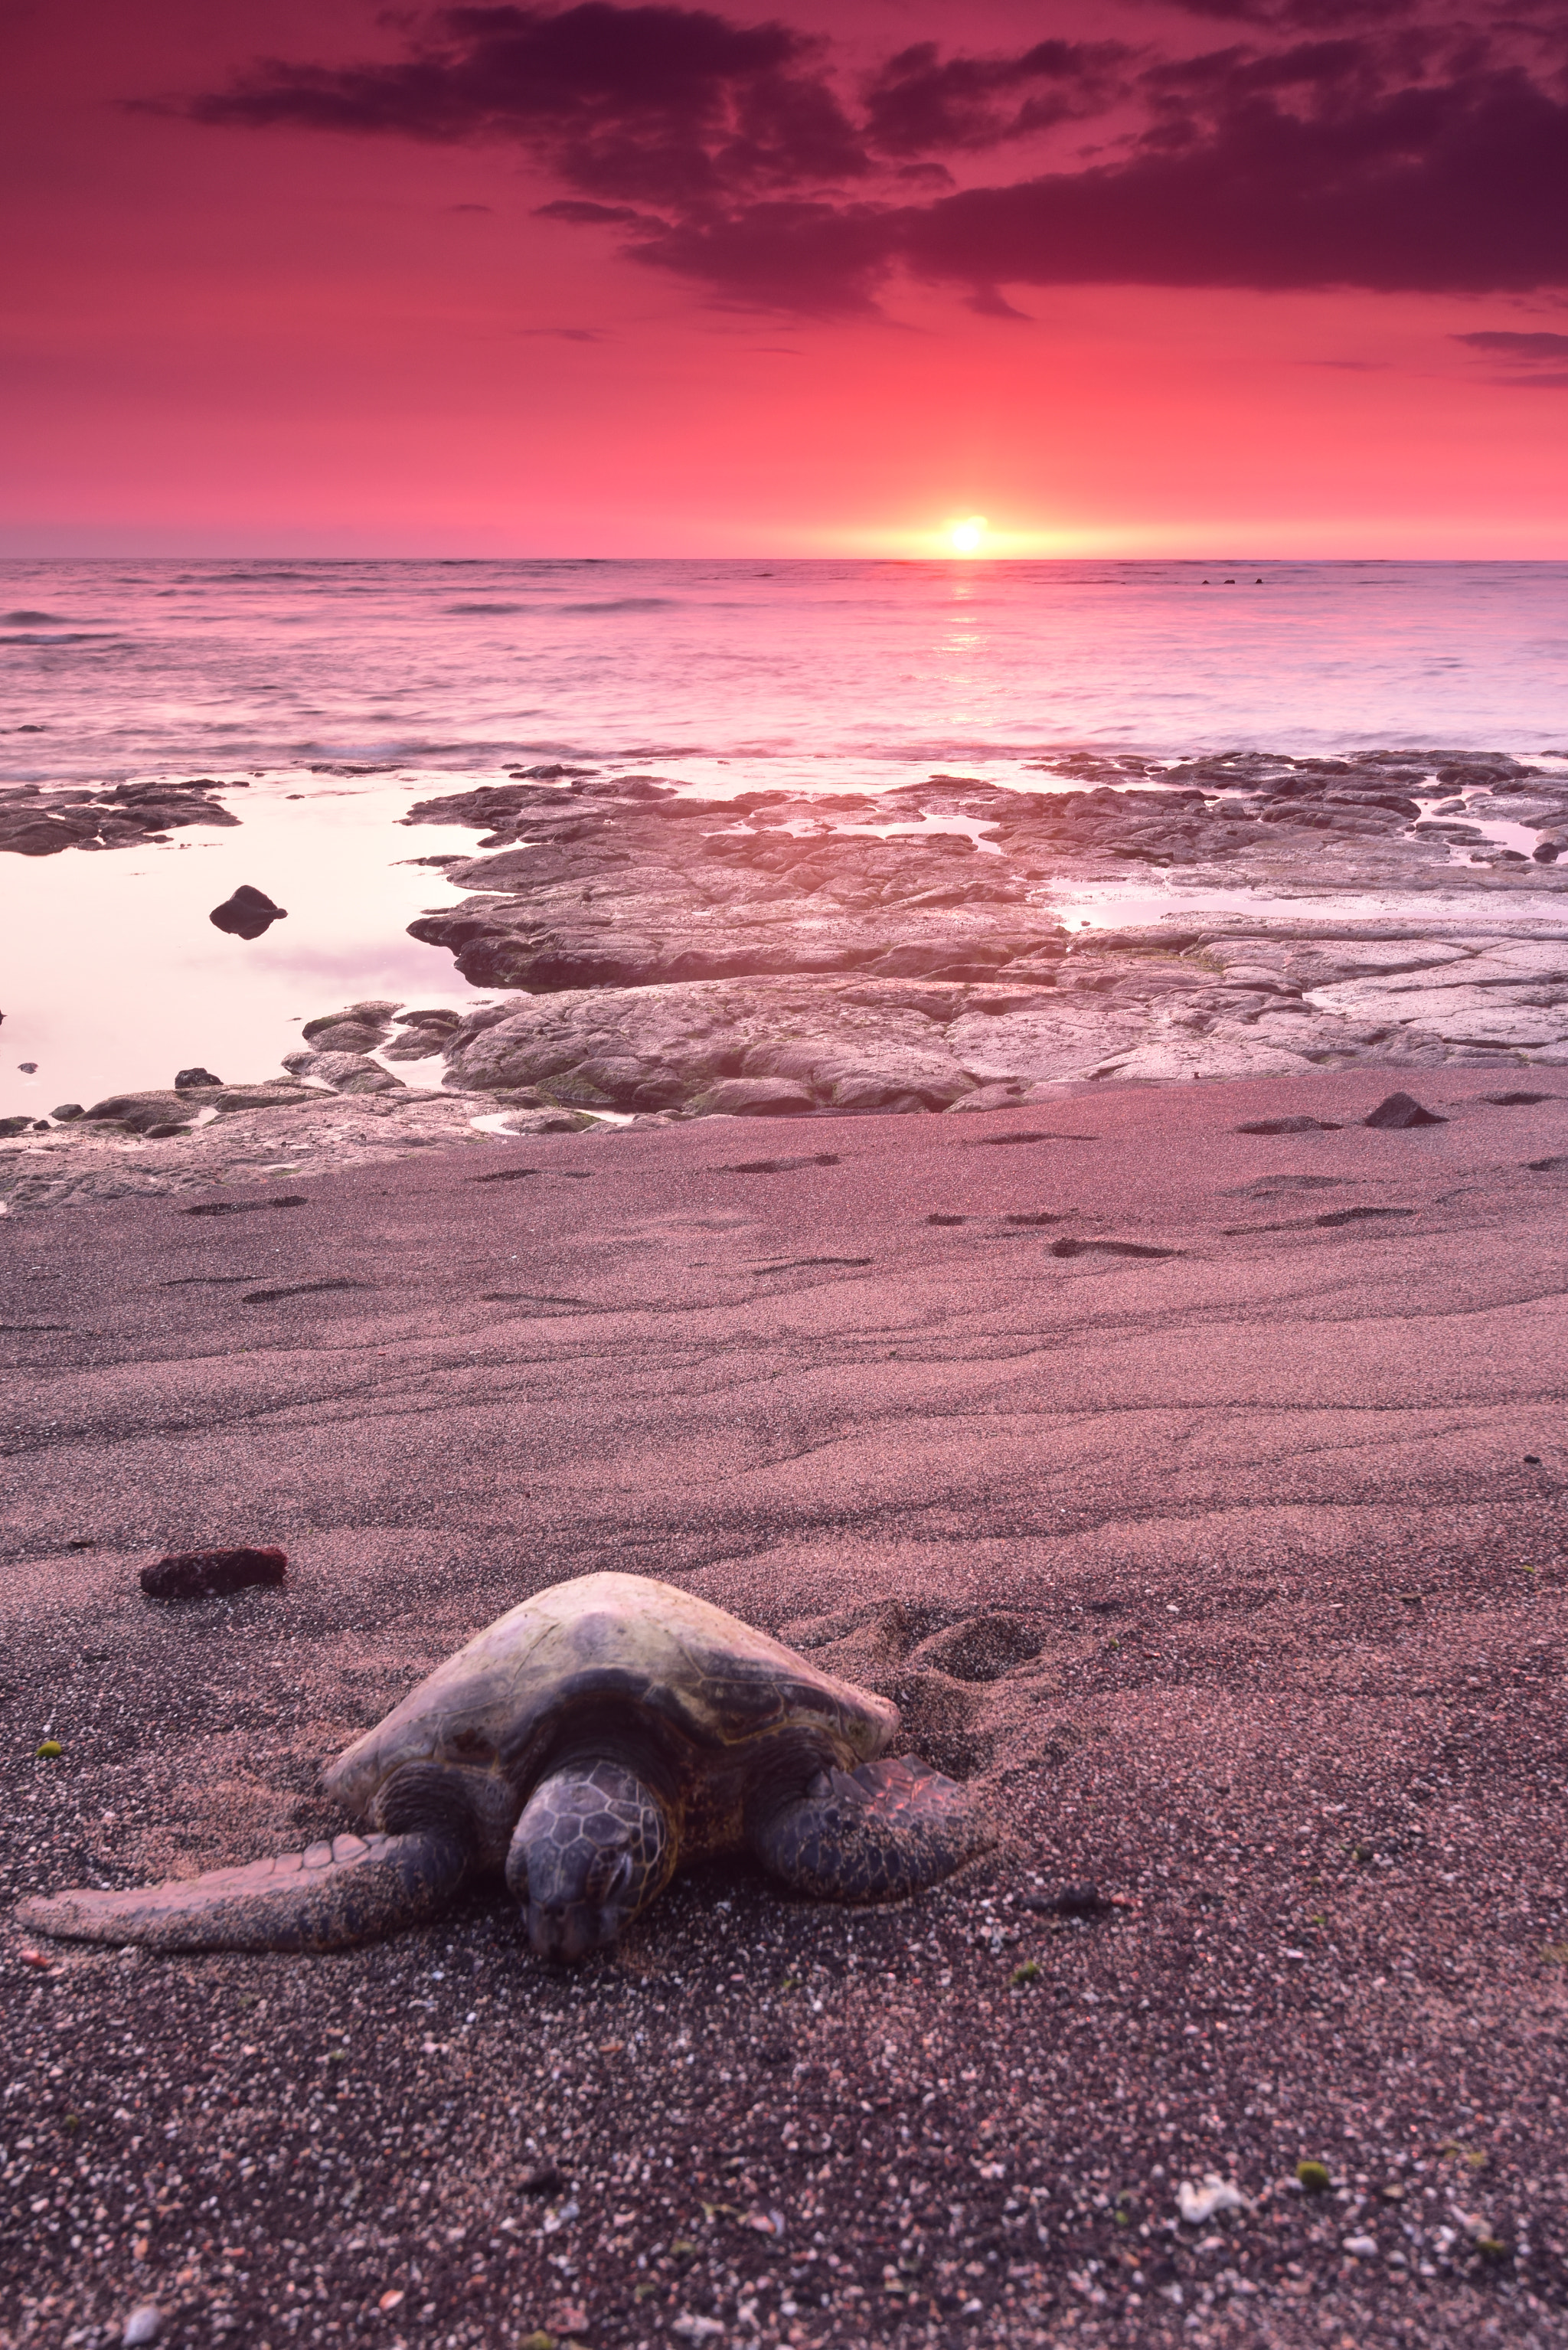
[213,1084,316,1112]
[174,1067,223,1093]
[0,802,102,855]
[301,1002,400,1053]
[1363,1091,1448,1129]
[211,884,287,940]
[0,1090,512,1214]
[81,1092,197,1137]
[139,1545,287,1600]
[0,1115,31,1137]
[495,1107,602,1134]
[51,1104,83,1121]
[688,1077,817,1117]
[1,780,240,857]
[382,1008,463,1060]
[280,1050,405,1095]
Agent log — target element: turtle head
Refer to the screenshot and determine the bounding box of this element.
[507,1761,673,1963]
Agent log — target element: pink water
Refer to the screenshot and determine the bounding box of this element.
[3,557,1566,1116]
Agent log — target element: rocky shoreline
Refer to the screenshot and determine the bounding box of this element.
[403,751,1568,1002]
[8,753,1568,1214]
[0,779,241,857]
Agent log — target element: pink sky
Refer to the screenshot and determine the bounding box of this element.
[5,0,1568,555]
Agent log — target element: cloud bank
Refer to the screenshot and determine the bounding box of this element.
[184,2,1568,313]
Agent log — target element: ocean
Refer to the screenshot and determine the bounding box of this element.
[4,556,1566,1116]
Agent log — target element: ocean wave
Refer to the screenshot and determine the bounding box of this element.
[559,597,675,614]
[3,610,69,626]
[1,631,113,645]
[443,602,534,616]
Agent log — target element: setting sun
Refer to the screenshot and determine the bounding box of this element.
[946,515,988,555]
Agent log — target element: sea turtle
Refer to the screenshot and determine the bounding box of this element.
[19,1572,992,1963]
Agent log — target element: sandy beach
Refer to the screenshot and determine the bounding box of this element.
[11,0,1568,2329]
[5,1067,1567,2348]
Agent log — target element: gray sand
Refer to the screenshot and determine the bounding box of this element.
[5,1069,1568,2348]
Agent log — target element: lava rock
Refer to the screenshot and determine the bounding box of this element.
[382,1008,465,1061]
[139,1546,288,1600]
[0,1115,31,1136]
[81,1092,196,1136]
[174,1067,223,1092]
[280,1049,406,1095]
[51,1104,83,1121]
[0,802,102,855]
[211,885,288,940]
[301,1002,400,1054]
[1363,1091,1448,1129]
[688,1077,818,1117]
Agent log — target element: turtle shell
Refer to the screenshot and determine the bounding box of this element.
[325,1573,898,1830]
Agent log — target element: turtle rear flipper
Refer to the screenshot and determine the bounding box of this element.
[753,1756,993,1901]
[16,1830,469,1953]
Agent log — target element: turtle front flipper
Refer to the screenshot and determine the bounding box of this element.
[753,1755,994,1902]
[16,1830,470,1953]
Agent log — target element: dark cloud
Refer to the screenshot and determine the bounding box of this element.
[1455,329,1568,355]
[1454,326,1568,385]
[900,66,1568,300]
[860,39,1131,158]
[626,198,894,315]
[181,5,1568,313]
[190,2,868,210]
[1149,0,1419,25]
[535,198,653,223]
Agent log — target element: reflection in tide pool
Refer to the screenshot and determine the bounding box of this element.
[1,776,489,1116]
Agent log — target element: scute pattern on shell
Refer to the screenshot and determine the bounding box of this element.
[325,1573,899,1823]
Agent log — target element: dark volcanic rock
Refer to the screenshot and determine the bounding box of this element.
[301,1002,400,1053]
[688,1077,817,1116]
[175,1067,223,1092]
[382,1007,464,1059]
[1364,1091,1449,1129]
[211,884,288,940]
[0,777,240,855]
[81,1091,197,1136]
[139,1545,287,1600]
[281,1049,406,1095]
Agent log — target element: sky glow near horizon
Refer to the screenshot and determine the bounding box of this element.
[5,0,1568,556]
